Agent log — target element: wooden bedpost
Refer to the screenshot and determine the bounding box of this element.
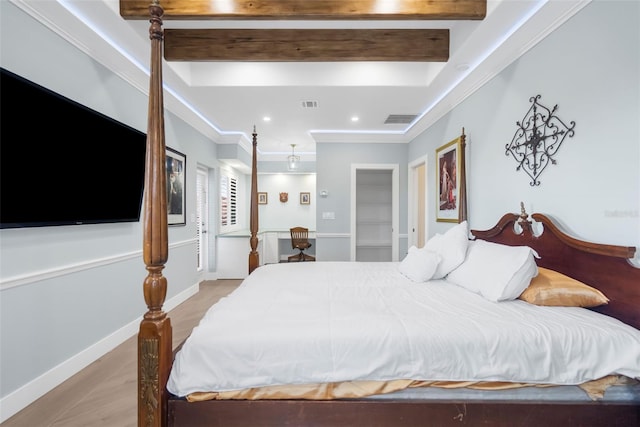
[138,1,171,427]
[248,126,260,274]
[459,127,468,222]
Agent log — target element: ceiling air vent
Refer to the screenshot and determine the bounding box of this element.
[301,100,318,108]
[384,114,418,124]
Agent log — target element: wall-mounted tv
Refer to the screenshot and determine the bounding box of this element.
[0,67,147,229]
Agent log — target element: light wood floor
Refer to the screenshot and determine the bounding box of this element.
[3,280,241,427]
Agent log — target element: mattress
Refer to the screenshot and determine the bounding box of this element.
[167,262,640,398]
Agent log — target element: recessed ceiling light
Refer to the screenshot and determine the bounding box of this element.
[455,63,470,72]
[263,116,271,122]
[351,116,359,122]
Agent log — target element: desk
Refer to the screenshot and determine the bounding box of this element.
[217,230,316,279]
[270,231,316,264]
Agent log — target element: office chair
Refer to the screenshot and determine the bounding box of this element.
[288,227,315,262]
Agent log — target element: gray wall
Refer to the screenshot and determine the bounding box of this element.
[315,143,409,260]
[408,0,640,258]
[0,0,221,411]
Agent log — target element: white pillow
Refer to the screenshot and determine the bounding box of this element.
[398,246,440,282]
[446,240,539,302]
[424,221,470,279]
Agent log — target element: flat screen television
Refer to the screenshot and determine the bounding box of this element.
[0,67,147,229]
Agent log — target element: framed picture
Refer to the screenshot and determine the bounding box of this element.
[435,136,462,223]
[258,192,268,205]
[166,147,186,226]
[300,192,311,205]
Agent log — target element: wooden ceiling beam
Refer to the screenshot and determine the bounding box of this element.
[120,0,486,20]
[163,29,449,62]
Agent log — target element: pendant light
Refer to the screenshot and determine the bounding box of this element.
[288,144,299,171]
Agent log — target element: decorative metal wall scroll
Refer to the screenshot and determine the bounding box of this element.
[505,95,575,186]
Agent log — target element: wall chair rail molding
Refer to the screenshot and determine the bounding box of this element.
[506,95,575,186]
[0,239,196,291]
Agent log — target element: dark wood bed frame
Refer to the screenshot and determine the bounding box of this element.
[136,2,640,426]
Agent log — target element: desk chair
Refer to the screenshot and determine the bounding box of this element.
[288,227,315,262]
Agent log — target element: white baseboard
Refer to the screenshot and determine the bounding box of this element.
[0,282,199,424]
[202,271,218,281]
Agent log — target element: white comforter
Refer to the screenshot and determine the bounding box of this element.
[167,262,640,397]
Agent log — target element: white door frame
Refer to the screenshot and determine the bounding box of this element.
[408,155,428,249]
[196,166,210,277]
[350,163,399,262]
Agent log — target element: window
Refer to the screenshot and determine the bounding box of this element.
[220,172,237,228]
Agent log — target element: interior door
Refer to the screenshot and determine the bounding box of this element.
[416,163,426,247]
[196,167,209,273]
[409,157,428,249]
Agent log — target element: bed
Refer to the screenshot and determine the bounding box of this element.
[136,3,640,426]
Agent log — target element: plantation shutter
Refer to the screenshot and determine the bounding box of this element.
[220,173,237,229]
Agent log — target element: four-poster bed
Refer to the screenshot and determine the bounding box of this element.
[137,3,640,426]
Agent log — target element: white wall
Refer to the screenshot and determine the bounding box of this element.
[257,173,317,231]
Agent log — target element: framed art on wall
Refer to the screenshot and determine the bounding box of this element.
[258,192,268,205]
[300,192,310,205]
[166,147,186,226]
[435,136,462,223]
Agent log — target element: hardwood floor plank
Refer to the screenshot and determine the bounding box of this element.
[3,280,241,427]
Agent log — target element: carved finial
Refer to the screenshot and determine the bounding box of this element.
[517,202,534,234]
[253,124,256,133]
[461,127,465,136]
[519,201,528,222]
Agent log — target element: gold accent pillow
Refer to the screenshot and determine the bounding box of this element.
[519,267,609,307]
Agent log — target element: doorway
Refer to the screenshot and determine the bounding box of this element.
[408,156,428,248]
[350,164,399,262]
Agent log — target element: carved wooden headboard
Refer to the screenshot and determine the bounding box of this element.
[471,204,640,330]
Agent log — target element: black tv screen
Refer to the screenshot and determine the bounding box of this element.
[0,67,146,229]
